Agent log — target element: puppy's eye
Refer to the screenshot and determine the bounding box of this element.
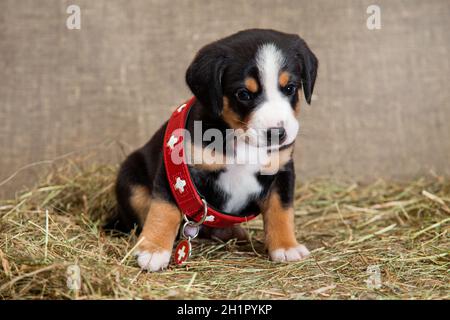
[235,89,252,102]
[283,84,297,96]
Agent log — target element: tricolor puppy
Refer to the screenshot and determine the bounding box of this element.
[109,29,318,271]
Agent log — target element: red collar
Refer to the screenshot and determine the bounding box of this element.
[163,97,259,228]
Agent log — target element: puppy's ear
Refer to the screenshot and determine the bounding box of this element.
[186,45,228,117]
[293,37,318,105]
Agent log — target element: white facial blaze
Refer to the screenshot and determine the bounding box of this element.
[250,43,299,146]
[215,44,301,213]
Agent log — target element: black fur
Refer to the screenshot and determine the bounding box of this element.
[107,29,318,233]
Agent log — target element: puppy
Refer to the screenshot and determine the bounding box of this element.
[108,29,318,271]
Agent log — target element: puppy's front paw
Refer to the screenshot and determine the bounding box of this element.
[134,250,171,272]
[269,244,310,262]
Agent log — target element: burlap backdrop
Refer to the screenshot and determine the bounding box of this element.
[1,0,449,197]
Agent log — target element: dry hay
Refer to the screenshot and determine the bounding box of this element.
[0,161,449,299]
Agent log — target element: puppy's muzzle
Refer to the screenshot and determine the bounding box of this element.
[266,127,287,146]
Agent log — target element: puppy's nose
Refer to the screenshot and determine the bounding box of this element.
[266,127,287,145]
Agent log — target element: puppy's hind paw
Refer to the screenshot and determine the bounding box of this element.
[269,244,310,262]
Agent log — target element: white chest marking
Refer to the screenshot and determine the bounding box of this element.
[216,141,268,212]
[217,164,262,213]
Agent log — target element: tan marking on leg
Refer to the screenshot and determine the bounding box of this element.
[130,185,152,224]
[222,97,247,130]
[137,199,182,253]
[278,71,290,87]
[245,77,259,93]
[261,192,310,261]
[262,192,298,251]
[260,146,293,175]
